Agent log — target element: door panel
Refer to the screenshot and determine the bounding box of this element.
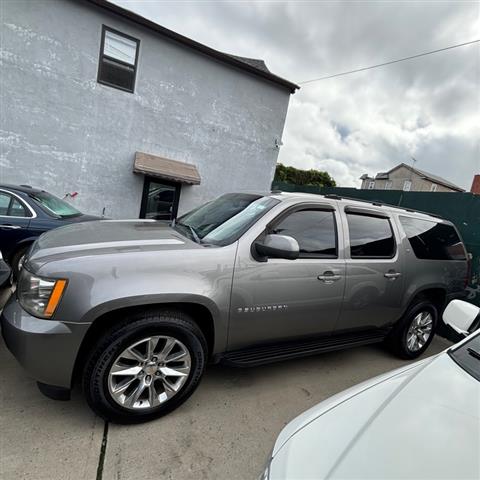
[228,206,345,351]
[229,258,345,350]
[335,210,405,332]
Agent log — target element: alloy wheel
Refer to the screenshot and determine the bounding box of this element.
[107,336,191,410]
[406,311,433,352]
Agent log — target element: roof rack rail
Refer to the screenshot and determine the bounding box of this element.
[323,193,445,219]
[324,194,342,200]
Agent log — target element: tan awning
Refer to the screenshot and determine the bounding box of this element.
[133,151,201,185]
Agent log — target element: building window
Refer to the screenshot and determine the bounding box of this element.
[97,26,140,93]
[368,181,375,190]
[403,180,412,191]
[140,177,180,221]
[385,181,393,190]
[430,183,438,192]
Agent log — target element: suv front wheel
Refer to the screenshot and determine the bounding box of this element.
[386,299,438,359]
[83,310,207,424]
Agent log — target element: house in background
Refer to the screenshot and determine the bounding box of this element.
[1,0,298,220]
[360,163,464,193]
[471,175,480,194]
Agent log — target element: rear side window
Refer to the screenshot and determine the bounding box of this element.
[399,216,466,260]
[10,198,27,217]
[0,192,10,215]
[272,209,337,257]
[0,192,28,217]
[347,213,395,258]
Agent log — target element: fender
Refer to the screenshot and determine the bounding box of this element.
[6,235,39,263]
[79,293,228,354]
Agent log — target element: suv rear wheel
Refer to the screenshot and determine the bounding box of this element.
[386,299,438,359]
[83,310,207,424]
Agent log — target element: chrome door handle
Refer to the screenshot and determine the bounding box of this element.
[384,272,402,280]
[1,225,21,230]
[318,271,341,284]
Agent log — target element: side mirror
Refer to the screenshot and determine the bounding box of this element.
[254,234,299,261]
[443,300,480,336]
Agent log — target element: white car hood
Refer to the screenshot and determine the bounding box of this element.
[270,353,480,479]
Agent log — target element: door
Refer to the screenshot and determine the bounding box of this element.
[335,208,405,333]
[0,191,32,259]
[228,205,346,350]
[139,177,180,221]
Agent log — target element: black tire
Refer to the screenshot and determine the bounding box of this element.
[386,299,438,359]
[11,245,29,280]
[83,309,207,424]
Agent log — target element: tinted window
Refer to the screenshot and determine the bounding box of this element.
[98,27,139,93]
[347,214,395,258]
[399,216,466,260]
[272,210,337,257]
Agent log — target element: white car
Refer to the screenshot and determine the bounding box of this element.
[264,300,480,480]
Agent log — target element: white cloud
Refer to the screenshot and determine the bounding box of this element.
[114,0,480,189]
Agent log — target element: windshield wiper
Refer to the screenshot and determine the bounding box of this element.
[176,222,201,244]
[467,347,480,361]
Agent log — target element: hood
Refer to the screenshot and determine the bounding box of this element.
[270,353,480,479]
[27,220,198,268]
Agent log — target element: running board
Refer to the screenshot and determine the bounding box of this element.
[221,331,386,367]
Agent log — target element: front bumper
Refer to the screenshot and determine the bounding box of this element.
[1,294,90,389]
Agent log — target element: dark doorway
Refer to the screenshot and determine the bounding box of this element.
[139,177,180,221]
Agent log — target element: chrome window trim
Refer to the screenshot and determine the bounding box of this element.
[0,188,37,219]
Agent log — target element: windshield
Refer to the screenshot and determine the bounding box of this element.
[30,191,82,218]
[174,193,280,246]
[449,330,480,382]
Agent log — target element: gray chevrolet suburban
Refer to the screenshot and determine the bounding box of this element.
[1,192,468,423]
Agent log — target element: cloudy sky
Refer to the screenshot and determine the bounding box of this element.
[115,0,479,189]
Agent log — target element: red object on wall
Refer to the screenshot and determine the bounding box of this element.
[471,175,480,194]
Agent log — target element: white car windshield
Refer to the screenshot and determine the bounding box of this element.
[449,330,480,382]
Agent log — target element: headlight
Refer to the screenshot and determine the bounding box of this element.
[17,269,67,318]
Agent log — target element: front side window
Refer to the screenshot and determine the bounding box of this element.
[30,191,81,218]
[399,216,466,260]
[98,27,139,93]
[347,213,395,258]
[175,194,280,246]
[271,209,337,258]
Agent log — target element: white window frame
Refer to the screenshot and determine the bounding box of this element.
[385,181,393,190]
[368,181,375,190]
[430,183,438,192]
[403,180,412,192]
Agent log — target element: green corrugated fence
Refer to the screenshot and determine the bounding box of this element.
[272,181,480,306]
